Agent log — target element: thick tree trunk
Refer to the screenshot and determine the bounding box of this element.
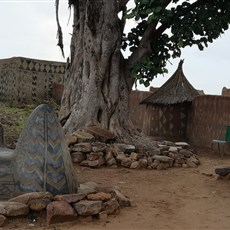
[60,0,150,145]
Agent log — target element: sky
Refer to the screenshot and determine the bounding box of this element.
[0,0,230,95]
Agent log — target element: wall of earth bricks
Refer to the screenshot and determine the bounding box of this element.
[0,57,65,104]
[187,95,230,151]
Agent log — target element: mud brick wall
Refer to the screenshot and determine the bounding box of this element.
[187,95,230,151]
[129,90,152,132]
[0,57,65,104]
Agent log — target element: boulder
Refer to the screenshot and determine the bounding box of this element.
[0,202,29,217]
[9,192,53,204]
[130,161,140,169]
[179,149,193,158]
[65,133,78,146]
[54,193,86,203]
[73,200,103,216]
[29,198,51,212]
[113,190,131,207]
[103,198,120,214]
[215,166,230,176]
[87,192,112,201]
[152,155,173,163]
[71,152,86,163]
[71,143,92,153]
[72,131,95,143]
[47,201,77,225]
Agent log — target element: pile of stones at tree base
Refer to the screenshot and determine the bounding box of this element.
[66,128,200,170]
[0,181,132,227]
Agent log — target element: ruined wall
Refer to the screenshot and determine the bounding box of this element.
[0,57,65,104]
[187,95,230,150]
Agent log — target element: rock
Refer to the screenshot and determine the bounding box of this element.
[139,159,148,169]
[130,152,138,161]
[92,142,107,152]
[121,158,132,168]
[156,162,170,170]
[189,156,200,165]
[152,155,173,163]
[78,183,97,195]
[130,161,140,169]
[65,133,78,146]
[29,198,51,212]
[87,152,103,161]
[71,143,92,153]
[96,211,108,220]
[113,190,131,207]
[168,146,178,152]
[13,104,78,196]
[150,160,160,169]
[71,152,86,163]
[186,158,197,168]
[47,201,77,225]
[106,157,117,166]
[54,193,86,203]
[215,166,230,176]
[112,144,135,154]
[105,151,114,161]
[73,200,103,216]
[84,126,116,143]
[87,192,112,201]
[88,156,106,168]
[179,149,193,158]
[163,141,174,146]
[9,192,53,204]
[175,142,190,147]
[0,214,7,227]
[72,131,95,143]
[103,198,120,214]
[0,202,29,217]
[116,152,126,162]
[157,144,169,151]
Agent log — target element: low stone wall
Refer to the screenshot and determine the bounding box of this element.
[0,57,65,104]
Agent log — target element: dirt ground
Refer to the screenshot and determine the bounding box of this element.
[4,149,230,230]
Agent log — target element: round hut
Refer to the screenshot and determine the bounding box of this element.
[140,60,201,141]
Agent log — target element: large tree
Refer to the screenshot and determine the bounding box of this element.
[56,0,230,144]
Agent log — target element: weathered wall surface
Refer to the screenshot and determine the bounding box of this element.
[129,90,152,132]
[0,57,65,104]
[187,95,230,150]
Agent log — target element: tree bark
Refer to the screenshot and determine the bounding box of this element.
[60,0,141,144]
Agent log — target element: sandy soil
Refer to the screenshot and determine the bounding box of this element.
[4,149,230,230]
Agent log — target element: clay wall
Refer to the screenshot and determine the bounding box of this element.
[0,57,65,104]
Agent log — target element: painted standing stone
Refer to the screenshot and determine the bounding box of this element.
[13,104,78,196]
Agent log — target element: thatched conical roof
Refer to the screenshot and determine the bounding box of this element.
[140,60,199,105]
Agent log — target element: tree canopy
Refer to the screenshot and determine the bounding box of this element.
[122,0,230,87]
[57,0,230,87]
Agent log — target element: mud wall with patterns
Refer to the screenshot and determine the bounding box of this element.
[129,90,152,132]
[142,103,190,141]
[0,57,65,104]
[187,95,230,150]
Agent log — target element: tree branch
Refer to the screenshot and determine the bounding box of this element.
[127,0,207,66]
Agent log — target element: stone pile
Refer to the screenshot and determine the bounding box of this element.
[0,181,131,227]
[66,129,200,170]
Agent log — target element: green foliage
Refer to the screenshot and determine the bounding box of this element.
[122,0,230,86]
